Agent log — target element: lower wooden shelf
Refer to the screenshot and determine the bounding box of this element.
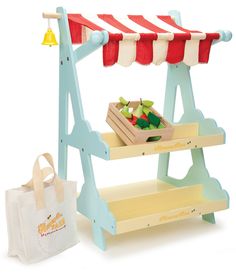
[99,180,227,234]
[101,123,225,160]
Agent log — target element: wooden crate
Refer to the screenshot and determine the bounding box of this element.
[106,101,174,145]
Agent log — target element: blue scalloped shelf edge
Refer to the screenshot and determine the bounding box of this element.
[64,120,110,160]
[180,109,225,136]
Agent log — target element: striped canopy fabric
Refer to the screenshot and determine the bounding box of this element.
[68,14,220,67]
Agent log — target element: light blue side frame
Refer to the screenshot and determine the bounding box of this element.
[57,7,115,250]
[158,11,231,223]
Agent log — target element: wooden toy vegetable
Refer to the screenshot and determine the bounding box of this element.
[119,96,129,106]
[148,112,161,127]
[119,97,162,130]
[131,115,138,125]
[137,118,150,129]
[142,100,154,108]
[132,99,144,118]
[140,114,149,122]
[119,97,132,118]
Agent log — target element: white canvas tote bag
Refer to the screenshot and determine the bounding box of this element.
[5,153,79,263]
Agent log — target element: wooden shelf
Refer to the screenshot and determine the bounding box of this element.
[100,180,227,234]
[101,123,225,160]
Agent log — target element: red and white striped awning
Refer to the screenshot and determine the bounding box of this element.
[68,14,220,67]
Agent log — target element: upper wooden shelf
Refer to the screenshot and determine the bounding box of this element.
[101,123,225,160]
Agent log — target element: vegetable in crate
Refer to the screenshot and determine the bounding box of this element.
[140,114,149,122]
[143,106,161,127]
[119,97,132,118]
[118,97,162,131]
[142,100,154,108]
[137,118,149,129]
[132,98,144,118]
[130,115,138,125]
[149,124,156,129]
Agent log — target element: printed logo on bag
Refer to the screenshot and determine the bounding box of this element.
[38,212,66,237]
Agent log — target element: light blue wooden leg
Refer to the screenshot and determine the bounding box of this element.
[92,223,106,250]
[158,64,197,182]
[78,151,115,250]
[58,88,68,179]
[158,64,177,180]
[192,151,216,224]
[191,148,206,168]
[158,153,169,179]
[58,139,68,179]
[202,213,216,224]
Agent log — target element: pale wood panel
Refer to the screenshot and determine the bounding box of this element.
[100,179,175,202]
[172,123,199,138]
[104,134,224,160]
[107,184,204,221]
[116,200,227,234]
[102,123,199,148]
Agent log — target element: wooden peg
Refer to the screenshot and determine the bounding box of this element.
[42,12,61,19]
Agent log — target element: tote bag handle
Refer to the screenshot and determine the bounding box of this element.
[24,166,54,187]
[29,153,64,209]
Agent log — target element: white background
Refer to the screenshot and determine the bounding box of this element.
[0,0,235,272]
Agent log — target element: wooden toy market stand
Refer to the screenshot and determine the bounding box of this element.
[43,7,232,250]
